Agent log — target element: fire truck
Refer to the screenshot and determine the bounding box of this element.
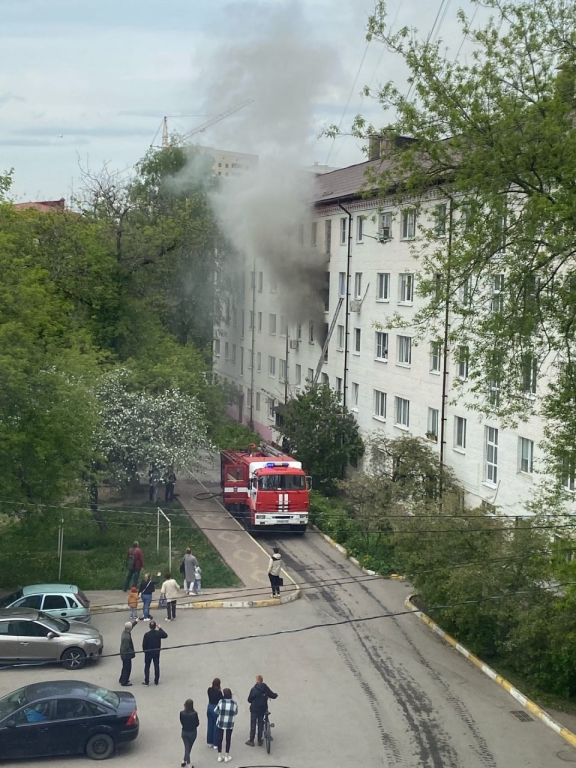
[220,444,310,533]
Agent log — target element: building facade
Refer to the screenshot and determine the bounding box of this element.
[214,158,551,517]
[197,146,258,178]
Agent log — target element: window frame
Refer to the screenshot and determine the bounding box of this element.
[376,272,390,302]
[454,416,467,450]
[485,426,499,485]
[401,209,416,240]
[353,328,361,354]
[519,437,534,474]
[374,389,387,419]
[394,396,410,428]
[397,335,412,366]
[375,331,388,362]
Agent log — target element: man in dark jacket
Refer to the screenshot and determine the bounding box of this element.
[119,621,137,687]
[142,620,168,686]
[124,540,144,592]
[246,675,278,746]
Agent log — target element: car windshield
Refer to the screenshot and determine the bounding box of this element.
[259,474,305,490]
[0,687,27,720]
[37,613,69,633]
[0,589,23,609]
[87,685,120,709]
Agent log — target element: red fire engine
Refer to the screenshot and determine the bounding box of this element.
[220,444,310,533]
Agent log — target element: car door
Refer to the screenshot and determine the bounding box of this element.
[0,699,55,759]
[12,594,43,611]
[13,620,58,661]
[64,595,87,622]
[0,620,20,661]
[41,594,69,619]
[46,699,92,755]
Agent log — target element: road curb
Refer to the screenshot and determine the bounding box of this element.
[405,594,576,751]
[310,524,404,580]
[91,586,300,615]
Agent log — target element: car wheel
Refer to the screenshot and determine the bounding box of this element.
[61,647,87,670]
[86,732,115,760]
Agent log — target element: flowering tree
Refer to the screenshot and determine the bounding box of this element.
[94,368,212,484]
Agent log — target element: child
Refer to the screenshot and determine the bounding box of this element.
[128,586,139,620]
[193,564,202,595]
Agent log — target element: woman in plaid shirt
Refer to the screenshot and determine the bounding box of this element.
[214,688,238,763]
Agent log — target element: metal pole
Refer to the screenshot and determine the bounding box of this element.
[157,507,160,554]
[168,518,172,574]
[439,199,453,496]
[58,519,64,581]
[249,260,256,428]
[338,201,353,409]
[284,331,289,404]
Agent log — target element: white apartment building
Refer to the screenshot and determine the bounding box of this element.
[197,146,258,178]
[214,158,552,517]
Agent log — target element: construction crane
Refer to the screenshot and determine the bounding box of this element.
[157,99,254,148]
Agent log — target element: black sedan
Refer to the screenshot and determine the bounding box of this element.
[0,680,139,761]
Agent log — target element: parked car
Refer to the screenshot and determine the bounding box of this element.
[0,584,91,622]
[0,609,103,670]
[0,680,138,760]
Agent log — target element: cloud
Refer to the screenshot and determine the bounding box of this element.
[0,93,26,107]
[14,126,154,138]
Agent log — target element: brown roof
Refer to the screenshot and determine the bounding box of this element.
[13,198,65,212]
[314,159,384,204]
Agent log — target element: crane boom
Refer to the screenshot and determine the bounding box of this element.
[162,99,254,148]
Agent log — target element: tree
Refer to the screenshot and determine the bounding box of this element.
[94,368,212,484]
[276,384,364,495]
[342,0,576,491]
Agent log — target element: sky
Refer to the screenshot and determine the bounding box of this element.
[0,0,481,201]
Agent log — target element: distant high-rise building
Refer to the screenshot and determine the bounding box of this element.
[197,146,258,178]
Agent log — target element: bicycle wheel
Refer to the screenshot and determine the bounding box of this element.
[264,716,271,754]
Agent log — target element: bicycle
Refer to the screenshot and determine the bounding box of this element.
[262,708,274,754]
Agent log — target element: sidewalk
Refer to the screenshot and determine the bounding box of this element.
[87,457,298,612]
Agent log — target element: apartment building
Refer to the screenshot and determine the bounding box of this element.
[214,158,552,517]
[197,146,258,178]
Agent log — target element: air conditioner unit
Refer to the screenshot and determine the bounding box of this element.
[350,300,362,312]
[289,340,299,350]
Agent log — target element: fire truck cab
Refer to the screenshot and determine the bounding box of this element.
[220,446,309,534]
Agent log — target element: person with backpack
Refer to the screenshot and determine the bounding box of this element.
[245,675,277,747]
[124,541,144,592]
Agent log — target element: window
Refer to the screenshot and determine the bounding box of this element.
[258,272,263,293]
[375,332,388,361]
[224,342,229,360]
[311,222,318,247]
[309,322,314,344]
[399,273,414,303]
[17,620,50,638]
[340,217,347,244]
[323,273,330,312]
[485,426,499,484]
[376,272,390,301]
[397,335,412,365]
[354,272,362,299]
[519,438,534,473]
[562,455,576,491]
[395,396,410,428]
[240,347,244,375]
[491,274,504,312]
[232,306,237,327]
[55,699,89,721]
[337,325,345,349]
[430,341,441,373]
[225,301,231,325]
[374,390,387,418]
[249,311,254,330]
[427,408,439,441]
[15,595,42,609]
[353,328,361,353]
[522,355,537,395]
[270,276,277,293]
[401,209,416,239]
[268,398,275,419]
[435,203,447,236]
[280,316,287,336]
[352,382,359,406]
[214,339,221,357]
[335,377,342,392]
[325,220,332,255]
[279,358,287,381]
[457,346,469,379]
[357,216,364,242]
[256,352,262,372]
[321,373,329,385]
[458,278,472,305]
[257,312,262,332]
[454,416,467,449]
[338,272,346,297]
[307,367,314,381]
[231,344,236,363]
[268,356,276,376]
[489,378,500,407]
[248,349,253,369]
[256,392,261,411]
[295,364,302,385]
[269,314,276,334]
[379,211,392,240]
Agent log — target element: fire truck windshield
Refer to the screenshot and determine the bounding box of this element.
[258,474,305,490]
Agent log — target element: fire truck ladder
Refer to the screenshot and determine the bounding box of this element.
[312,296,344,386]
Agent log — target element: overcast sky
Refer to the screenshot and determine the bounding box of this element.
[0,0,480,201]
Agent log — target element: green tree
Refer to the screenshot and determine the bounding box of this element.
[277,384,364,495]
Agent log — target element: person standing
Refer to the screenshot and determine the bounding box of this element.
[206,678,223,749]
[182,548,199,594]
[180,699,200,768]
[267,547,283,598]
[160,571,180,621]
[119,621,137,687]
[193,563,202,595]
[246,675,278,747]
[149,464,161,502]
[128,587,139,620]
[214,688,238,763]
[164,467,177,502]
[138,573,156,621]
[141,620,167,686]
[124,540,144,592]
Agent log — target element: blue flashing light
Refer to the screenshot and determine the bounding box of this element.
[281,462,289,467]
[266,462,276,468]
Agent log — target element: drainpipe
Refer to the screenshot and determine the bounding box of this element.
[249,259,256,429]
[338,201,353,409]
[439,200,453,496]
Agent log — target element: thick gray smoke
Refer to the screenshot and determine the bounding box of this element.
[188,1,339,330]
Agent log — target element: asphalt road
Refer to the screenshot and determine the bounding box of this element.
[1,530,576,767]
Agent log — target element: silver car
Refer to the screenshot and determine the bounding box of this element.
[0,609,103,670]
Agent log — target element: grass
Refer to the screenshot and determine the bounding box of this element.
[0,486,239,592]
